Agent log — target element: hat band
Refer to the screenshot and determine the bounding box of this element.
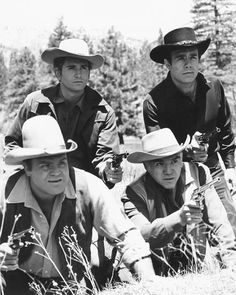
[170,40,198,46]
[147,144,183,155]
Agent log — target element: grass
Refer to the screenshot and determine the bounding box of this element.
[1,135,236,294]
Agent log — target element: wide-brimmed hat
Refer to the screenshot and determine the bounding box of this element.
[4,115,77,165]
[41,39,104,69]
[150,27,211,64]
[128,128,190,163]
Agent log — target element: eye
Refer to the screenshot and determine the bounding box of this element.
[81,65,89,70]
[59,160,67,168]
[39,164,50,171]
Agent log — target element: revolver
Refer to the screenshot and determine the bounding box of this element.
[111,152,129,169]
[191,177,221,208]
[194,127,221,146]
[9,227,35,250]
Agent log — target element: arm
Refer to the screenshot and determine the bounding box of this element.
[143,94,161,133]
[122,184,202,249]
[94,108,123,186]
[217,82,235,169]
[202,165,236,267]
[83,172,155,279]
[4,96,32,152]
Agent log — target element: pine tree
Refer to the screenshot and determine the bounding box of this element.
[191,0,236,78]
[37,17,75,88]
[0,51,8,108]
[5,47,37,119]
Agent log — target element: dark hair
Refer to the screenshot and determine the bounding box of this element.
[53,57,92,71]
[23,159,32,170]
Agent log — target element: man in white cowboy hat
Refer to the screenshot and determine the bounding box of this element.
[0,115,155,295]
[4,38,122,188]
[121,128,236,275]
[143,27,236,236]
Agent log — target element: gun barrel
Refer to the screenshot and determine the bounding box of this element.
[193,177,221,195]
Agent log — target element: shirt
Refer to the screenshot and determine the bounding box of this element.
[143,73,235,169]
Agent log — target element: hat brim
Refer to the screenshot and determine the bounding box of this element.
[41,48,104,69]
[150,38,211,64]
[4,140,77,165]
[128,135,190,163]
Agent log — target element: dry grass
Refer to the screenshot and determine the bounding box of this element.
[101,268,236,295]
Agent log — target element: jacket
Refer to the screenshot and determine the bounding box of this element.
[5,84,120,183]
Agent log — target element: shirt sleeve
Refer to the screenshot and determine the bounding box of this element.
[83,172,151,268]
[93,107,120,187]
[216,82,236,168]
[122,185,183,249]
[143,94,161,134]
[201,164,236,266]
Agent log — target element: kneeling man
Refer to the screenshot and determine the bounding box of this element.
[122,128,236,275]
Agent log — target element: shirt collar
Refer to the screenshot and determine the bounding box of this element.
[7,172,76,205]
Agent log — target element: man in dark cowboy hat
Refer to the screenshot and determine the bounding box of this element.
[143,27,236,236]
[122,128,236,275]
[4,39,122,188]
[0,115,155,294]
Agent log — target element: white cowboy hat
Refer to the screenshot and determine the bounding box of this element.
[41,39,104,69]
[128,128,190,163]
[4,115,77,165]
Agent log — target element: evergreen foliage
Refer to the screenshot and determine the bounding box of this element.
[4,47,37,119]
[1,9,236,135]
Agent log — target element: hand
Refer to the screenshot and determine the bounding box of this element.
[179,201,203,226]
[225,168,236,193]
[0,243,19,271]
[186,133,208,163]
[104,158,123,184]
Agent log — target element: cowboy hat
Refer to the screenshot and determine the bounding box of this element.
[41,39,104,69]
[150,27,211,64]
[4,115,77,165]
[127,128,190,163]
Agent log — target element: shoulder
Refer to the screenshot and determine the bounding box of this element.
[73,167,110,196]
[126,173,147,199]
[85,86,114,113]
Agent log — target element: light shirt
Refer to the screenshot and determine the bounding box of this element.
[7,174,76,277]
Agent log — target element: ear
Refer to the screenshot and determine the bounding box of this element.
[54,68,61,81]
[164,59,171,70]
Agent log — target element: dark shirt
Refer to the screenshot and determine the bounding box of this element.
[143,72,235,169]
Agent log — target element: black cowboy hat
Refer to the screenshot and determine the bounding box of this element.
[150,27,211,64]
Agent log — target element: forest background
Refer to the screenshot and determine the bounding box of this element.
[0,0,236,141]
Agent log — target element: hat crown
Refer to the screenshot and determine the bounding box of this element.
[22,115,66,150]
[59,39,90,56]
[164,27,197,45]
[142,128,179,153]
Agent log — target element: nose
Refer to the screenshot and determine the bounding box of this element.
[184,56,192,68]
[49,165,62,176]
[163,163,172,174]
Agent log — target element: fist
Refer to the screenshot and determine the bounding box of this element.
[104,158,123,184]
[0,243,19,271]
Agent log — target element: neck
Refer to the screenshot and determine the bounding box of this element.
[172,78,197,102]
[60,84,84,104]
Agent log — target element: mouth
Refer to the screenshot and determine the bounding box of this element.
[48,179,63,184]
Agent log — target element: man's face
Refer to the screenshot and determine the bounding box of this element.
[144,153,183,189]
[56,57,90,93]
[165,47,199,86]
[25,154,70,198]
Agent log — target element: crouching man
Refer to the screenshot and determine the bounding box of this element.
[0,115,155,294]
[122,128,236,275]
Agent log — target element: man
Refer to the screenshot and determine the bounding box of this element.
[122,128,236,275]
[0,115,155,294]
[143,27,236,235]
[4,39,122,187]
